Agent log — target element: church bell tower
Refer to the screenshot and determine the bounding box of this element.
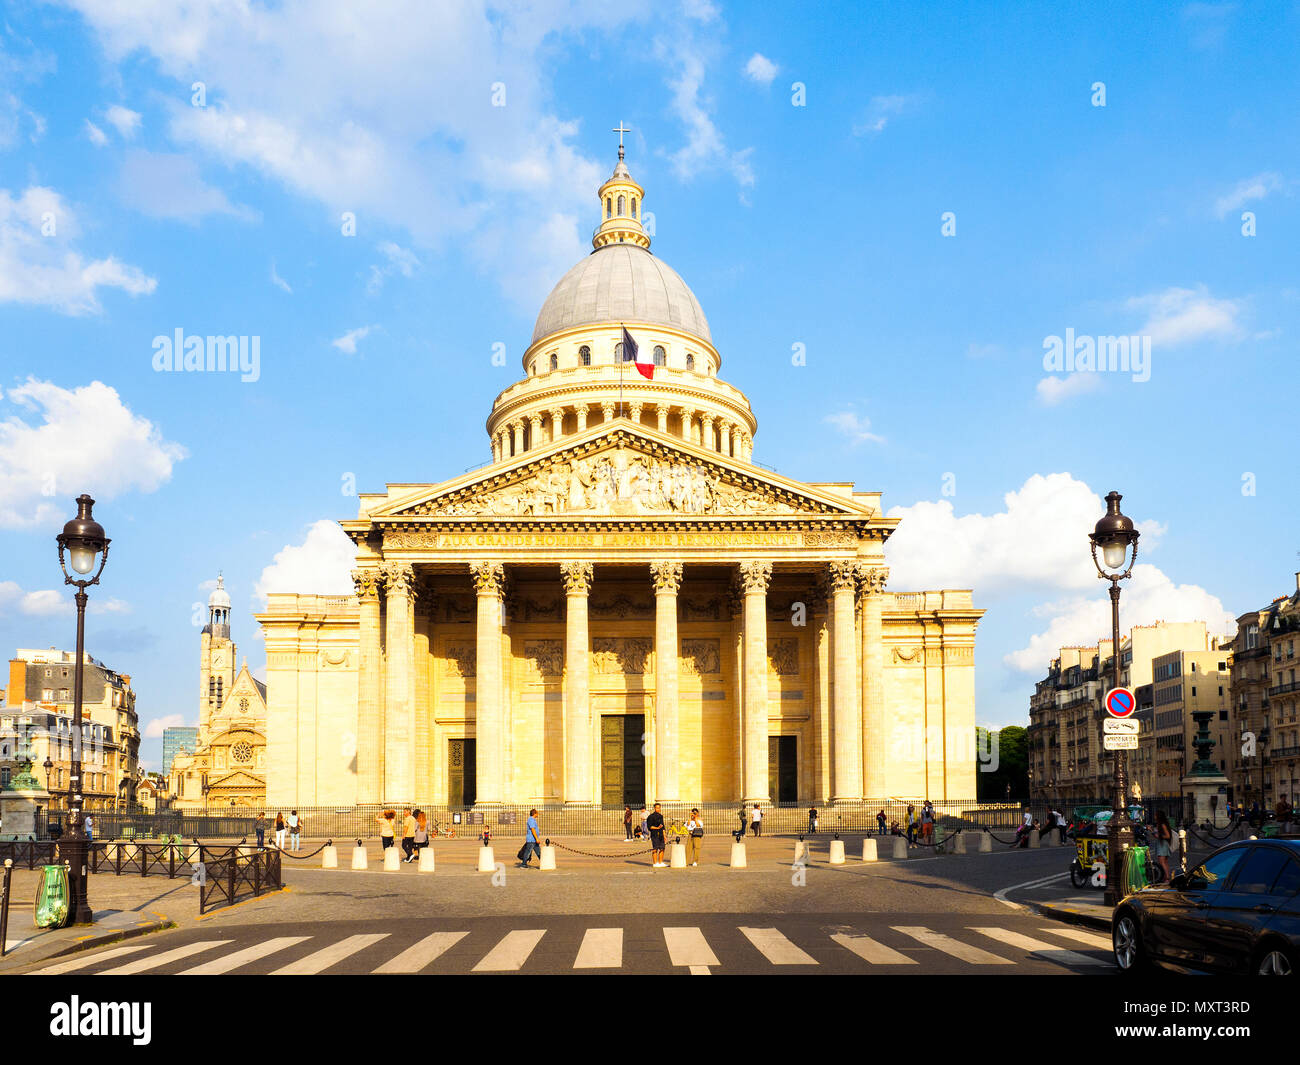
[199,573,237,736]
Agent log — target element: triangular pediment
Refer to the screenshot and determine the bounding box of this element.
[208,770,264,789]
[357,424,881,523]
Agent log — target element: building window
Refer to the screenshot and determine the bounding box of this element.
[42,689,53,701]
[631,197,637,217]
[605,197,612,219]
[549,352,558,371]
[653,345,665,366]
[579,345,591,366]
[617,194,625,215]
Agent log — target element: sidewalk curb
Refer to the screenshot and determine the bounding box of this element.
[1031,900,1113,933]
[0,909,175,971]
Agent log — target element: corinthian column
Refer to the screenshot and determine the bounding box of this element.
[858,565,889,799]
[829,561,861,801]
[651,561,683,803]
[353,567,384,803]
[470,562,506,805]
[382,562,415,802]
[739,561,772,803]
[561,561,594,804]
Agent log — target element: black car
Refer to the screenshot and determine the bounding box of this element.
[1113,838,1300,975]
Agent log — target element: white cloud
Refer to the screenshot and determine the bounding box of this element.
[64,1,650,310]
[1004,565,1235,672]
[84,119,107,146]
[255,520,357,604]
[885,472,1229,674]
[270,261,292,293]
[367,240,420,293]
[744,53,779,85]
[852,95,913,137]
[1214,171,1284,218]
[331,325,375,354]
[657,38,755,193]
[0,583,72,617]
[0,378,188,529]
[1036,372,1102,405]
[104,104,141,138]
[824,410,884,445]
[1127,285,1243,347]
[144,713,187,739]
[117,150,254,223]
[0,185,157,314]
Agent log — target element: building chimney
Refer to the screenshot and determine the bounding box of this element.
[1295,571,1299,593]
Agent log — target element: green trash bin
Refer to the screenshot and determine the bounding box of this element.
[1122,845,1152,894]
[34,864,70,929]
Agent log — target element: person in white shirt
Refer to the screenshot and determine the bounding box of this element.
[750,803,763,838]
[684,809,703,866]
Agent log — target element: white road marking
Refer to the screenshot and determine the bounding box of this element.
[373,931,469,974]
[472,929,546,972]
[180,936,310,974]
[892,926,1014,965]
[830,930,917,964]
[98,940,231,975]
[739,926,818,965]
[993,871,1070,910]
[664,926,719,973]
[270,934,389,975]
[573,928,623,969]
[971,926,1109,967]
[1039,925,1114,951]
[32,943,152,975]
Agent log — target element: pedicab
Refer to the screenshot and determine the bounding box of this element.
[1067,804,1144,890]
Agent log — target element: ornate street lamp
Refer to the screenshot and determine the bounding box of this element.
[1089,490,1139,905]
[55,493,110,925]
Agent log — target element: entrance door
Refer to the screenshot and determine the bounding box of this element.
[448,739,477,806]
[769,736,797,804]
[601,714,646,807]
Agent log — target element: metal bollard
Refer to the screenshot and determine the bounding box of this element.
[1028,829,1040,849]
[730,841,747,868]
[477,845,496,872]
[953,832,966,855]
[793,840,810,865]
[861,838,878,862]
[978,832,992,853]
[383,846,402,871]
[321,844,338,869]
[829,840,846,865]
[892,836,909,859]
[540,845,557,870]
[351,841,368,870]
[418,846,436,873]
[668,842,686,868]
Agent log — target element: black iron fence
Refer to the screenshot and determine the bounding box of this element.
[198,846,281,914]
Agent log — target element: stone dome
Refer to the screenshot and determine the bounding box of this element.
[208,574,231,610]
[530,244,711,347]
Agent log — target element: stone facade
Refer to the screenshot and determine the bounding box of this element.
[255,146,983,809]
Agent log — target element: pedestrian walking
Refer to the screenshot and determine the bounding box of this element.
[735,805,748,842]
[518,808,542,867]
[647,802,667,867]
[807,807,819,835]
[876,809,887,835]
[685,808,704,866]
[400,807,417,862]
[84,813,93,842]
[638,805,649,841]
[274,811,286,850]
[377,809,396,849]
[623,805,634,841]
[255,812,266,850]
[288,809,302,850]
[750,803,763,838]
[921,801,934,844]
[413,810,429,857]
[1153,809,1173,883]
[905,804,916,846]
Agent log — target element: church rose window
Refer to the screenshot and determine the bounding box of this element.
[233,741,253,764]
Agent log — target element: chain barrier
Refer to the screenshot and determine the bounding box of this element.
[983,826,1022,846]
[550,839,653,858]
[275,841,331,860]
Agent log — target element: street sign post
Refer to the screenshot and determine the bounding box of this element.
[1103,718,1140,735]
[1104,686,1137,718]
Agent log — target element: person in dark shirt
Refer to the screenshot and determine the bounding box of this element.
[646,802,667,867]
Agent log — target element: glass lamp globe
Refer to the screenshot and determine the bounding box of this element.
[69,544,98,574]
[1102,541,1127,570]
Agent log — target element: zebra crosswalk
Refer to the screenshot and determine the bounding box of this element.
[29,921,1116,976]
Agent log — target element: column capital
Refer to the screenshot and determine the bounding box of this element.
[650,560,683,595]
[600,400,616,421]
[381,562,415,599]
[469,561,506,598]
[574,402,589,416]
[560,560,593,596]
[738,561,772,596]
[549,406,565,421]
[629,401,644,422]
[856,564,890,598]
[351,568,382,600]
[655,403,671,417]
[827,560,857,593]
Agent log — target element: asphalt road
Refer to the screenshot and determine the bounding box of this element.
[14,841,1128,975]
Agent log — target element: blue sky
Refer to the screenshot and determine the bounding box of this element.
[1,1,1296,769]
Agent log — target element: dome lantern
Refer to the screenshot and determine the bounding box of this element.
[593,121,650,251]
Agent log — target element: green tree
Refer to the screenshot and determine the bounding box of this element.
[977,725,1028,802]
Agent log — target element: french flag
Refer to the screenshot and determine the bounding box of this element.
[623,325,653,379]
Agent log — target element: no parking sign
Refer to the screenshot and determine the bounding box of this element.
[1104,686,1136,718]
